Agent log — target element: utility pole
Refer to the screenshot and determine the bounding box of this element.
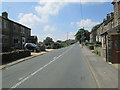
[67,32,68,40]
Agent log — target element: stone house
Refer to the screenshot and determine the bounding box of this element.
[1,12,32,52]
[90,0,120,63]
[99,12,114,61]
[90,27,97,43]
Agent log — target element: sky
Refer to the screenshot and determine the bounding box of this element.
[1,0,114,42]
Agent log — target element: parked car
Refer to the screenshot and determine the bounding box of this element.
[24,43,40,52]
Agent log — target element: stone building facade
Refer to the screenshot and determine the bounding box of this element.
[1,12,32,52]
[90,27,97,43]
[90,0,120,63]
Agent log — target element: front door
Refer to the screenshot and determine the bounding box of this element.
[22,37,26,49]
[111,34,120,63]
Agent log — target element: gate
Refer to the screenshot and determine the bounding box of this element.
[111,34,120,63]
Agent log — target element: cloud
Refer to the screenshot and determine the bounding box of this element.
[38,32,75,42]
[35,0,66,16]
[18,0,66,28]
[73,19,100,30]
[54,32,75,41]
[38,34,55,42]
[65,32,75,39]
[43,25,56,32]
[37,0,112,3]
[18,13,48,28]
[2,0,112,2]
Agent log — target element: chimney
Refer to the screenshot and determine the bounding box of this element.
[110,12,114,18]
[107,14,110,20]
[2,12,8,19]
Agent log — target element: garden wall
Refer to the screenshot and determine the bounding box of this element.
[1,50,31,64]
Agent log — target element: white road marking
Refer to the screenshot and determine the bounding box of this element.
[10,45,74,89]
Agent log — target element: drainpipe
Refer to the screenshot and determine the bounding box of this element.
[105,33,108,62]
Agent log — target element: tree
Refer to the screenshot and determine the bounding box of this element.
[91,24,100,32]
[43,37,54,46]
[75,28,90,43]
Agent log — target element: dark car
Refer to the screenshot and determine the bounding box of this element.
[24,43,40,52]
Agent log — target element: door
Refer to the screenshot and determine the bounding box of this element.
[22,37,26,49]
[111,34,120,63]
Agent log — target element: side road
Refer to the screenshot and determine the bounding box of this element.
[80,45,119,88]
[0,49,54,69]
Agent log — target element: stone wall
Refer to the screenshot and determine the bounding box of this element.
[94,46,106,59]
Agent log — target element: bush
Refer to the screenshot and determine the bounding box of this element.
[89,45,94,50]
[95,42,102,47]
[92,50,101,56]
[46,45,51,49]
[51,43,62,49]
[96,41,102,45]
[39,45,46,51]
[84,42,94,46]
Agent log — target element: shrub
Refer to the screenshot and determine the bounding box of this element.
[84,42,94,46]
[46,45,51,49]
[92,50,101,56]
[39,45,46,51]
[89,45,94,50]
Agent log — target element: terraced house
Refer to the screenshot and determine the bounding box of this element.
[0,12,38,52]
[90,0,120,63]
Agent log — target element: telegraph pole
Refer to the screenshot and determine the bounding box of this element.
[67,32,68,40]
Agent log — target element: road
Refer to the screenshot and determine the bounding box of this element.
[2,43,118,88]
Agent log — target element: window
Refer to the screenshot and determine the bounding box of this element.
[112,21,114,28]
[14,39,18,44]
[3,21,7,29]
[21,27,25,34]
[114,40,120,50]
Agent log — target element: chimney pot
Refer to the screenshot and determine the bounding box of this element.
[2,12,8,19]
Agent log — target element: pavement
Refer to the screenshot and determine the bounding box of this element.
[0,49,54,69]
[2,43,119,88]
[85,46,120,71]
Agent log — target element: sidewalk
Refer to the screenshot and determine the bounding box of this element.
[84,45,120,71]
[80,45,119,88]
[0,49,54,69]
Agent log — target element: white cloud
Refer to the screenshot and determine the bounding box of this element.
[43,25,56,32]
[35,0,66,16]
[69,32,75,39]
[2,0,112,2]
[38,32,75,42]
[18,0,66,28]
[18,13,48,28]
[74,19,100,30]
[64,32,75,40]
[70,22,74,25]
[37,0,112,3]
[38,34,55,42]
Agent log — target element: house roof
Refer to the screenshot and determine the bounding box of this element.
[112,0,120,4]
[0,16,31,30]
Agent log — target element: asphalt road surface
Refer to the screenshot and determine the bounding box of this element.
[2,43,118,88]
